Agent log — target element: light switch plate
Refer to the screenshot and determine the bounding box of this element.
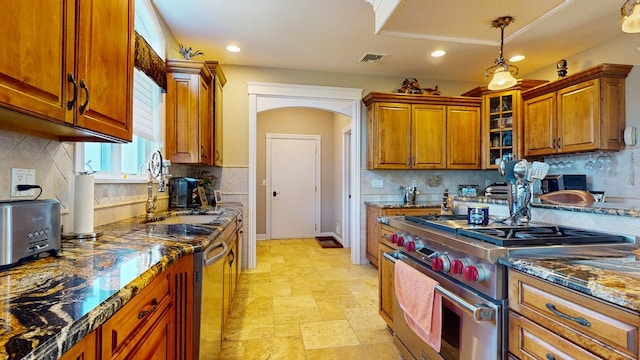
[11,168,36,197]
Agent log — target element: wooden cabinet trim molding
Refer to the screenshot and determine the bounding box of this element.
[363,92,481,107]
[521,63,632,100]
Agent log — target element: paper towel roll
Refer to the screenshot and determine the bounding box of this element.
[73,174,94,234]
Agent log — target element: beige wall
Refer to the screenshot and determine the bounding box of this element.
[220,65,484,166]
[255,108,349,236]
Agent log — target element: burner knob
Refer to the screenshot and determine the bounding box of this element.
[405,241,416,252]
[432,256,450,273]
[463,264,487,282]
[396,236,405,247]
[451,258,470,274]
[389,234,397,244]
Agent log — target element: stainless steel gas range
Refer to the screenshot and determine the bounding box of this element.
[379,214,638,360]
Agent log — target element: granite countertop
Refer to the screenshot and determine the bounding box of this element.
[456,196,640,218]
[364,201,441,209]
[499,247,640,312]
[0,205,241,360]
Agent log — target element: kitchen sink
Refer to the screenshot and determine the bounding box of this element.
[153,215,224,225]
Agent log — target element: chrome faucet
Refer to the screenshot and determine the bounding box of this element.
[146,150,171,218]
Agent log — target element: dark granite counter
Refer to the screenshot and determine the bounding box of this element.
[456,196,640,218]
[0,205,241,360]
[499,247,640,312]
[364,201,441,209]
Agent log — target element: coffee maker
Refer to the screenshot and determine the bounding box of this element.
[169,177,199,208]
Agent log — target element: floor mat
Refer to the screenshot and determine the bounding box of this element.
[315,236,343,248]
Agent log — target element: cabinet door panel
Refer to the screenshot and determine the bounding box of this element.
[0,1,73,124]
[447,106,481,169]
[213,76,224,166]
[167,74,200,163]
[412,105,446,168]
[75,0,133,141]
[524,93,556,157]
[557,80,599,153]
[372,103,411,169]
[378,242,395,329]
[365,206,382,268]
[199,76,212,164]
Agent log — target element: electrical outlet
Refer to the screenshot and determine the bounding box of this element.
[11,168,36,197]
[411,179,417,188]
[371,179,384,188]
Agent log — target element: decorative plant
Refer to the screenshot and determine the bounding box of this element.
[198,170,218,197]
[178,43,204,60]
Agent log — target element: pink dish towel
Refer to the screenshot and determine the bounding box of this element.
[394,260,442,352]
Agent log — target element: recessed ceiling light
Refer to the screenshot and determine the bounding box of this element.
[431,50,446,57]
[509,55,525,62]
[226,45,241,53]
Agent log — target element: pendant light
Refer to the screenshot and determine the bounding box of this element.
[622,0,640,33]
[485,16,519,90]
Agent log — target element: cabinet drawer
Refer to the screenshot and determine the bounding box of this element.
[509,270,639,358]
[102,271,172,358]
[509,312,602,360]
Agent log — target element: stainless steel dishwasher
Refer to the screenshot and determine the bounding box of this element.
[193,237,229,359]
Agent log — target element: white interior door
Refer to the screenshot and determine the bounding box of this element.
[267,134,320,239]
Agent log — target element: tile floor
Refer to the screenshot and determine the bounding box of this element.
[220,239,403,359]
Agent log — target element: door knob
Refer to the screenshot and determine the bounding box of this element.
[273,191,278,197]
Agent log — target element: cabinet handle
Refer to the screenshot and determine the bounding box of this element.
[229,249,235,266]
[557,138,562,149]
[552,138,557,150]
[67,73,78,110]
[201,145,207,159]
[138,298,159,319]
[545,303,591,327]
[546,354,556,360]
[79,79,90,114]
[215,150,220,162]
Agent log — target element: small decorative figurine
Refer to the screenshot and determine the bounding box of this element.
[396,78,441,95]
[178,44,204,60]
[557,59,568,77]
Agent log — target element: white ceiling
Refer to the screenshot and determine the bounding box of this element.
[152,0,631,84]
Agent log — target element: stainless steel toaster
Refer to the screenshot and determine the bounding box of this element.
[0,199,61,267]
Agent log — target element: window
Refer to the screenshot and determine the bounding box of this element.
[77,0,165,181]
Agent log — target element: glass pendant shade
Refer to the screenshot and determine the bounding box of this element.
[622,0,640,33]
[488,67,517,90]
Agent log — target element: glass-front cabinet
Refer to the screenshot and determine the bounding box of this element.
[462,80,547,169]
[488,92,515,166]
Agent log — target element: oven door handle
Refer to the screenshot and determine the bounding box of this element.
[384,252,496,322]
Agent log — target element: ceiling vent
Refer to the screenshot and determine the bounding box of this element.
[359,52,387,64]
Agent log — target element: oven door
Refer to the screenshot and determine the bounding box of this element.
[385,252,506,360]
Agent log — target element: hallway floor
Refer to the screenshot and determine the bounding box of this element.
[220,239,403,359]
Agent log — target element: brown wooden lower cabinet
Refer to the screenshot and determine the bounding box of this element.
[61,254,194,360]
[366,205,439,268]
[60,330,97,360]
[508,270,638,360]
[378,241,395,330]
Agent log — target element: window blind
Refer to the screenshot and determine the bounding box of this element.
[132,68,158,142]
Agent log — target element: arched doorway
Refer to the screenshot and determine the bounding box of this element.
[247,82,363,269]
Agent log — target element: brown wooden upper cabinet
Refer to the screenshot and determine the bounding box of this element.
[363,92,482,170]
[166,59,214,165]
[206,61,227,166]
[0,0,134,143]
[522,64,632,157]
[462,80,547,169]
